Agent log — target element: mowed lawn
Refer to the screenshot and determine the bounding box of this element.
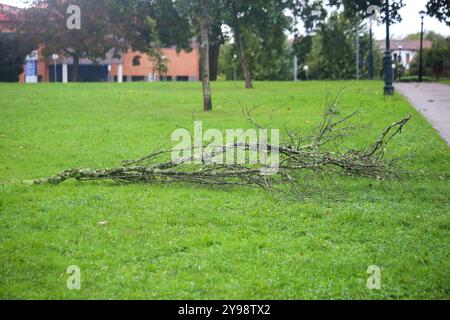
[0,81,448,299]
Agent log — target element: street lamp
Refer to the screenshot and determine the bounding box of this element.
[52,54,59,83]
[398,44,403,81]
[294,55,298,82]
[356,27,364,80]
[392,63,396,83]
[303,65,309,81]
[368,18,374,80]
[384,0,394,95]
[108,64,112,83]
[233,54,237,81]
[419,10,426,82]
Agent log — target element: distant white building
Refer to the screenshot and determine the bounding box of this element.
[376,40,433,70]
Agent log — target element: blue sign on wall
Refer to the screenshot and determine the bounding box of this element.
[25,50,39,83]
[25,60,37,77]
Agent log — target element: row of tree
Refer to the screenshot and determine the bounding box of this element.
[2,0,449,110]
[218,12,384,81]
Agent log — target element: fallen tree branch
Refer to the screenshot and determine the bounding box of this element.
[27,100,412,197]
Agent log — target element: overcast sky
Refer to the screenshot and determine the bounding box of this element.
[2,0,449,39]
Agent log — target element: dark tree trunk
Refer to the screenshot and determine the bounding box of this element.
[200,2,212,112]
[233,23,253,89]
[209,42,220,81]
[72,54,79,82]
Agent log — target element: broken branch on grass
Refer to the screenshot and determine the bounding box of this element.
[28,99,412,197]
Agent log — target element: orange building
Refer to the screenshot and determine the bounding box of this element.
[37,47,200,83]
[111,47,200,82]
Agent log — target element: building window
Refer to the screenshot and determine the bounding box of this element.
[132,55,141,66]
[176,76,189,82]
[160,75,172,81]
[406,53,410,64]
[131,76,145,82]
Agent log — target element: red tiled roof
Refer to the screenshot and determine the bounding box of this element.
[376,39,432,51]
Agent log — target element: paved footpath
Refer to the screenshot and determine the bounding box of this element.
[396,82,450,145]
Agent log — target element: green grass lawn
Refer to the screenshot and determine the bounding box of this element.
[0,81,449,299]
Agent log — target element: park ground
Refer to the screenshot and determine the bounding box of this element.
[0,81,449,299]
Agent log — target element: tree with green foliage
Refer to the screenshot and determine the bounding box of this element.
[221,0,325,88]
[208,15,226,81]
[217,41,238,80]
[304,13,382,80]
[306,13,356,79]
[242,29,294,81]
[0,32,35,82]
[328,0,405,22]
[345,0,450,27]
[139,0,193,50]
[221,0,255,88]
[426,0,449,26]
[218,36,294,81]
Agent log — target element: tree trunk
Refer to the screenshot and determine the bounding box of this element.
[209,42,220,81]
[200,3,212,112]
[72,54,79,82]
[233,23,253,89]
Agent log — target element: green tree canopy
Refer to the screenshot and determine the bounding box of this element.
[0,32,35,82]
[426,0,450,26]
[304,13,382,80]
[328,0,405,23]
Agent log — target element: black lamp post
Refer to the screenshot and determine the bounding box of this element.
[368,20,374,80]
[419,10,426,82]
[384,0,394,95]
[398,44,402,81]
[356,24,364,80]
